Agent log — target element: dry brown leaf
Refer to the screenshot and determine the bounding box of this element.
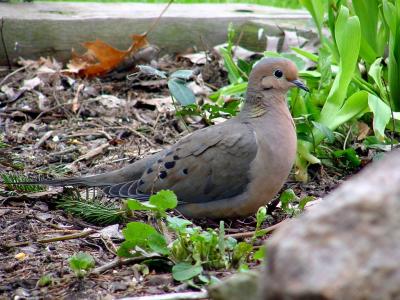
[67,34,149,78]
[357,121,371,141]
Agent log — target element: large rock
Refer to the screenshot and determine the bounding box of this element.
[262,149,400,300]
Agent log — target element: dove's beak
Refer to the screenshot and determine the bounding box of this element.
[291,79,309,92]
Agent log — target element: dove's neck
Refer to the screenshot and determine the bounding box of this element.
[240,89,290,120]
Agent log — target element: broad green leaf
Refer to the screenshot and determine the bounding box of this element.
[368,94,391,141]
[382,0,396,33]
[168,78,196,106]
[69,252,95,272]
[279,189,298,210]
[137,65,167,79]
[220,47,242,84]
[172,262,203,281]
[232,242,253,265]
[352,0,382,63]
[37,275,52,287]
[292,47,318,62]
[209,82,247,103]
[368,58,388,101]
[382,0,400,111]
[122,222,158,242]
[148,232,169,255]
[167,216,192,232]
[317,46,332,88]
[328,90,369,132]
[149,190,178,212]
[299,196,314,210]
[299,0,325,38]
[253,245,266,261]
[297,140,321,164]
[117,240,137,257]
[126,199,155,211]
[333,148,361,167]
[170,70,193,80]
[263,51,306,70]
[255,206,267,229]
[312,121,335,143]
[319,6,361,126]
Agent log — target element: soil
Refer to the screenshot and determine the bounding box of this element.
[0,54,344,300]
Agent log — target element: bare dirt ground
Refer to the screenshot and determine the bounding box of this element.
[0,54,343,299]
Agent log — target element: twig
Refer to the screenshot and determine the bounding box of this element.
[128,127,158,147]
[0,63,33,87]
[0,18,11,70]
[144,0,174,36]
[226,220,288,239]
[74,142,110,163]
[31,213,71,230]
[92,255,162,274]
[3,228,97,248]
[119,291,208,300]
[34,130,54,149]
[342,123,353,150]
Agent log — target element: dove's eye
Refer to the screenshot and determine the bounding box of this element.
[274,69,283,78]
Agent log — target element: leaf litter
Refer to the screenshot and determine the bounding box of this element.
[0,32,345,300]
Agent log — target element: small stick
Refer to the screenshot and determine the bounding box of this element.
[144,0,174,36]
[119,291,208,300]
[92,255,162,275]
[0,18,11,70]
[0,63,33,87]
[226,220,288,239]
[3,228,97,248]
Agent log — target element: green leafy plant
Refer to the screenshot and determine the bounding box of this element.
[0,135,8,149]
[279,189,314,216]
[37,274,53,287]
[293,0,400,180]
[1,173,45,193]
[118,190,264,283]
[68,252,95,279]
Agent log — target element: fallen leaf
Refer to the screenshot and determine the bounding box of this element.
[66,34,149,78]
[22,77,42,91]
[357,121,371,141]
[94,95,127,109]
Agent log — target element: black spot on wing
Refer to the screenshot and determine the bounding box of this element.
[159,171,167,179]
[147,168,153,174]
[164,161,175,169]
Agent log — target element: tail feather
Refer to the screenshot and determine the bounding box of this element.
[14,175,112,187]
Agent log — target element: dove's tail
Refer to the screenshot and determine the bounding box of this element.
[13,175,107,187]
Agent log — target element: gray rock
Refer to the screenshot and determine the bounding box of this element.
[262,149,400,300]
[209,270,261,300]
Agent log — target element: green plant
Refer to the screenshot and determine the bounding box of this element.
[293,0,400,180]
[118,190,265,283]
[1,173,46,193]
[37,274,53,287]
[68,252,95,279]
[57,193,126,225]
[279,189,314,216]
[0,135,8,148]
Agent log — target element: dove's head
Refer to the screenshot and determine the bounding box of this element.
[248,57,309,94]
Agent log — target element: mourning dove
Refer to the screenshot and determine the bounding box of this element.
[25,58,308,218]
